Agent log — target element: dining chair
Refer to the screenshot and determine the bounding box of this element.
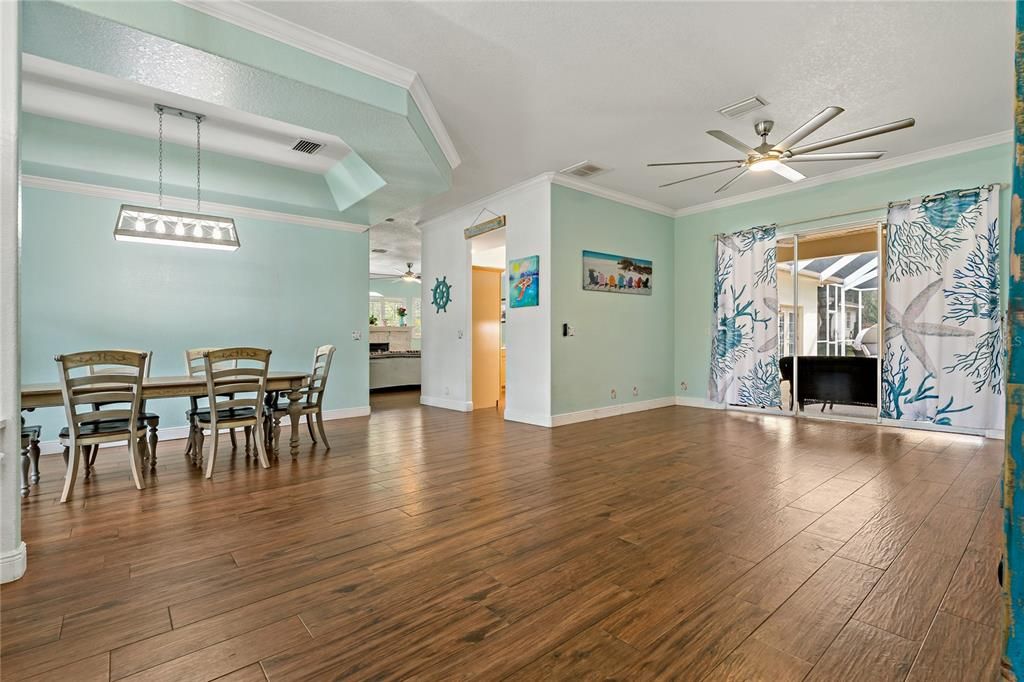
[264,344,335,452]
[193,347,272,479]
[56,350,148,503]
[86,350,161,473]
[184,348,248,460]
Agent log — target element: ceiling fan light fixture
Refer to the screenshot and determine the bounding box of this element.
[749,158,783,173]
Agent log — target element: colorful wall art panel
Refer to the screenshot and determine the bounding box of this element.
[509,255,539,308]
[582,250,652,295]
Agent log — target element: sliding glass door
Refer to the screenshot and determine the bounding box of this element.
[792,224,882,421]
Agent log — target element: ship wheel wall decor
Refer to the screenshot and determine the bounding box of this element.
[430,276,452,313]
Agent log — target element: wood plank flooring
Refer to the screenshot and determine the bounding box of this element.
[2,391,1004,680]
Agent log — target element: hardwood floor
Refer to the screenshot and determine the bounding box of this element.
[2,391,1004,680]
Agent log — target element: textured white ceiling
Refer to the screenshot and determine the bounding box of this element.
[252,0,1014,222]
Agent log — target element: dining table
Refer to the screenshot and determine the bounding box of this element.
[20,371,312,477]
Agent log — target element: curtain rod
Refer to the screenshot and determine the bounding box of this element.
[771,182,1007,231]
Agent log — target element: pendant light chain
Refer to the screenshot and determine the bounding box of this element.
[157,108,164,208]
[196,117,202,212]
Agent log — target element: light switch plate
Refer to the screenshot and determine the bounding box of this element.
[352,331,361,341]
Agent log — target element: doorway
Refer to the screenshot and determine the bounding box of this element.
[471,228,506,414]
[777,223,882,422]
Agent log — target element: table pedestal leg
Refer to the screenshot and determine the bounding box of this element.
[287,389,303,457]
[146,417,159,472]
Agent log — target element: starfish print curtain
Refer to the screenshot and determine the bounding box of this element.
[709,225,780,407]
[882,186,1002,430]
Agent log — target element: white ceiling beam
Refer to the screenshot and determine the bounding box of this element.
[818,254,857,282]
[844,267,879,291]
[840,257,879,290]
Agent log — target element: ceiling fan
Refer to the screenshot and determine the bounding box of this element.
[397,262,421,283]
[649,107,915,193]
[369,262,421,283]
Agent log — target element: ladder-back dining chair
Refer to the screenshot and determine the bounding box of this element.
[185,348,247,460]
[265,344,335,452]
[193,347,272,479]
[86,350,161,474]
[56,350,148,503]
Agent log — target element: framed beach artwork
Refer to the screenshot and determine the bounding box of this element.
[582,250,652,295]
[509,255,539,308]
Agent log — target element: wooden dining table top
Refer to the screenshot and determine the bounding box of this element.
[20,371,310,409]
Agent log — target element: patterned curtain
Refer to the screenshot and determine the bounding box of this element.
[709,225,780,407]
[882,187,1002,430]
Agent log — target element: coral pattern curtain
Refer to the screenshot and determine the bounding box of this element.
[882,187,1002,430]
[709,225,780,407]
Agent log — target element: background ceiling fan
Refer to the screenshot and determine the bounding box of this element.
[369,262,421,283]
[649,106,915,193]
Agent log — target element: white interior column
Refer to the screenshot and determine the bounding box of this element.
[0,0,25,583]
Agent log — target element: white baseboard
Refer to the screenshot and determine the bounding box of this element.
[879,417,1005,440]
[34,406,372,455]
[420,395,473,412]
[502,410,553,427]
[0,541,27,583]
[675,396,726,410]
[550,397,677,427]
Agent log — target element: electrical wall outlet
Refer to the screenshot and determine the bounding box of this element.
[632,386,639,396]
[680,380,688,391]
[610,388,617,399]
[352,330,361,341]
[457,330,464,339]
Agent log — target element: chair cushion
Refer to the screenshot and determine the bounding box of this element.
[59,417,147,439]
[194,407,257,423]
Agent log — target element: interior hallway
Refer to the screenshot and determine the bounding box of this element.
[1,391,1003,680]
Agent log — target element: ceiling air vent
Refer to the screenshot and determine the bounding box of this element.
[559,161,610,178]
[291,138,324,155]
[717,96,768,119]
[371,248,388,254]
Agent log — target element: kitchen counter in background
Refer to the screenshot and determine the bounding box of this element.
[370,351,421,389]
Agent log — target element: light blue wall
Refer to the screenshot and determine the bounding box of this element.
[22,114,345,221]
[369,279,423,350]
[21,186,369,440]
[674,143,1013,402]
[551,185,675,415]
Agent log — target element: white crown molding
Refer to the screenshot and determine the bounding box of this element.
[176,1,460,170]
[420,169,676,229]
[21,175,369,233]
[419,172,555,229]
[407,74,463,171]
[551,174,675,218]
[674,130,1013,218]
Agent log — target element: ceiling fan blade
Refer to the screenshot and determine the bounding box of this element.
[647,160,743,167]
[787,151,885,161]
[659,164,742,188]
[706,130,755,155]
[786,118,915,156]
[771,106,844,153]
[769,164,806,182]
[714,168,749,194]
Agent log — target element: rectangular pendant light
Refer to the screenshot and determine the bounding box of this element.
[114,204,240,251]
